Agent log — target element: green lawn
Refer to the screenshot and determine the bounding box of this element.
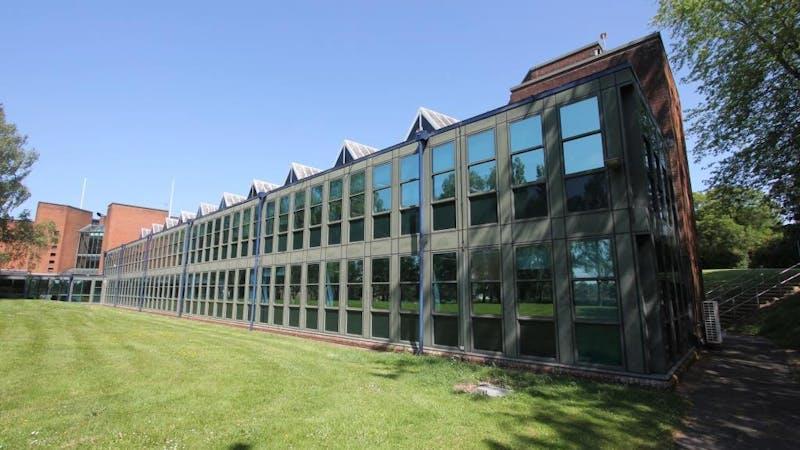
[732,292,800,349]
[0,301,682,449]
[703,268,786,287]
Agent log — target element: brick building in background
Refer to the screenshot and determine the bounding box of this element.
[0,201,168,299]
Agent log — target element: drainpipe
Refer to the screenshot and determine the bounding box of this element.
[114,244,127,307]
[415,130,431,354]
[176,220,193,317]
[67,273,75,302]
[249,193,267,331]
[138,234,153,312]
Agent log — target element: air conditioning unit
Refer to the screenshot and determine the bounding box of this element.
[702,300,723,344]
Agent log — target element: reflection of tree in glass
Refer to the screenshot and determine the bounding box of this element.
[469,164,497,192]
[570,240,613,278]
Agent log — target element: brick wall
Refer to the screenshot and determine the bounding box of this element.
[31,202,93,273]
[100,203,168,270]
[510,32,704,336]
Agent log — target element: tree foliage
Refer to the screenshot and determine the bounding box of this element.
[0,104,57,269]
[654,0,800,220]
[694,187,782,268]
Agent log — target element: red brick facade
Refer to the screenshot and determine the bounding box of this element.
[29,203,94,273]
[510,32,704,331]
[100,203,168,269]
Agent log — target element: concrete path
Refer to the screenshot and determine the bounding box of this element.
[675,334,800,449]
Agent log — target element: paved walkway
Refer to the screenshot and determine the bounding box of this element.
[675,334,800,449]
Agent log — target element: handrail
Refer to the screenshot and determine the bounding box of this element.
[718,262,800,319]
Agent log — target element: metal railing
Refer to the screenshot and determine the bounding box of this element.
[717,262,800,324]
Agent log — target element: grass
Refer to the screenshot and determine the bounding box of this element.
[732,292,800,350]
[0,300,682,449]
[702,268,785,287]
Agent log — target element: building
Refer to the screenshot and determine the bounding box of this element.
[102,33,700,381]
[0,201,168,300]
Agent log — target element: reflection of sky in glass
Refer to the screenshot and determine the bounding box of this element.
[401,180,419,208]
[512,149,545,184]
[564,134,604,174]
[372,164,391,188]
[400,154,418,181]
[469,160,496,193]
[560,97,600,138]
[467,129,495,164]
[510,115,542,152]
[432,142,454,173]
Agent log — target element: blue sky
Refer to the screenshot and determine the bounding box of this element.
[1,0,709,216]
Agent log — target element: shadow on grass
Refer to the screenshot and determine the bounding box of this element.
[370,355,680,448]
[228,443,252,450]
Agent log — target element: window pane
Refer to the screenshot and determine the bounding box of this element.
[400,256,420,282]
[294,192,305,209]
[293,210,304,229]
[350,171,365,194]
[400,284,419,312]
[432,172,456,200]
[516,245,551,280]
[348,260,363,283]
[292,230,303,250]
[470,194,497,225]
[433,283,458,313]
[433,253,457,282]
[564,133,604,174]
[373,214,390,239]
[514,184,548,219]
[373,164,391,188]
[565,171,609,212]
[560,97,600,138]
[401,208,418,235]
[400,154,418,181]
[517,281,553,316]
[471,282,501,315]
[401,180,419,208]
[509,115,543,152]
[570,239,614,277]
[519,320,556,358]
[511,149,545,185]
[350,194,364,217]
[328,223,341,245]
[311,185,323,205]
[574,280,618,321]
[372,285,390,310]
[575,323,621,365]
[349,219,364,242]
[373,188,391,213]
[308,264,320,283]
[467,129,495,163]
[280,197,290,214]
[433,202,456,230]
[290,265,302,284]
[328,200,342,221]
[309,227,321,247]
[310,205,322,225]
[325,262,339,283]
[372,258,390,282]
[329,179,343,200]
[432,141,455,173]
[470,249,500,281]
[469,161,496,193]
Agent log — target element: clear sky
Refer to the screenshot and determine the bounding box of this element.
[1,0,709,217]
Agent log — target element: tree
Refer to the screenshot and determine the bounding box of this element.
[0,104,57,269]
[693,187,782,268]
[654,0,800,220]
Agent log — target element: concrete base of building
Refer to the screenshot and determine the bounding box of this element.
[103,302,697,389]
